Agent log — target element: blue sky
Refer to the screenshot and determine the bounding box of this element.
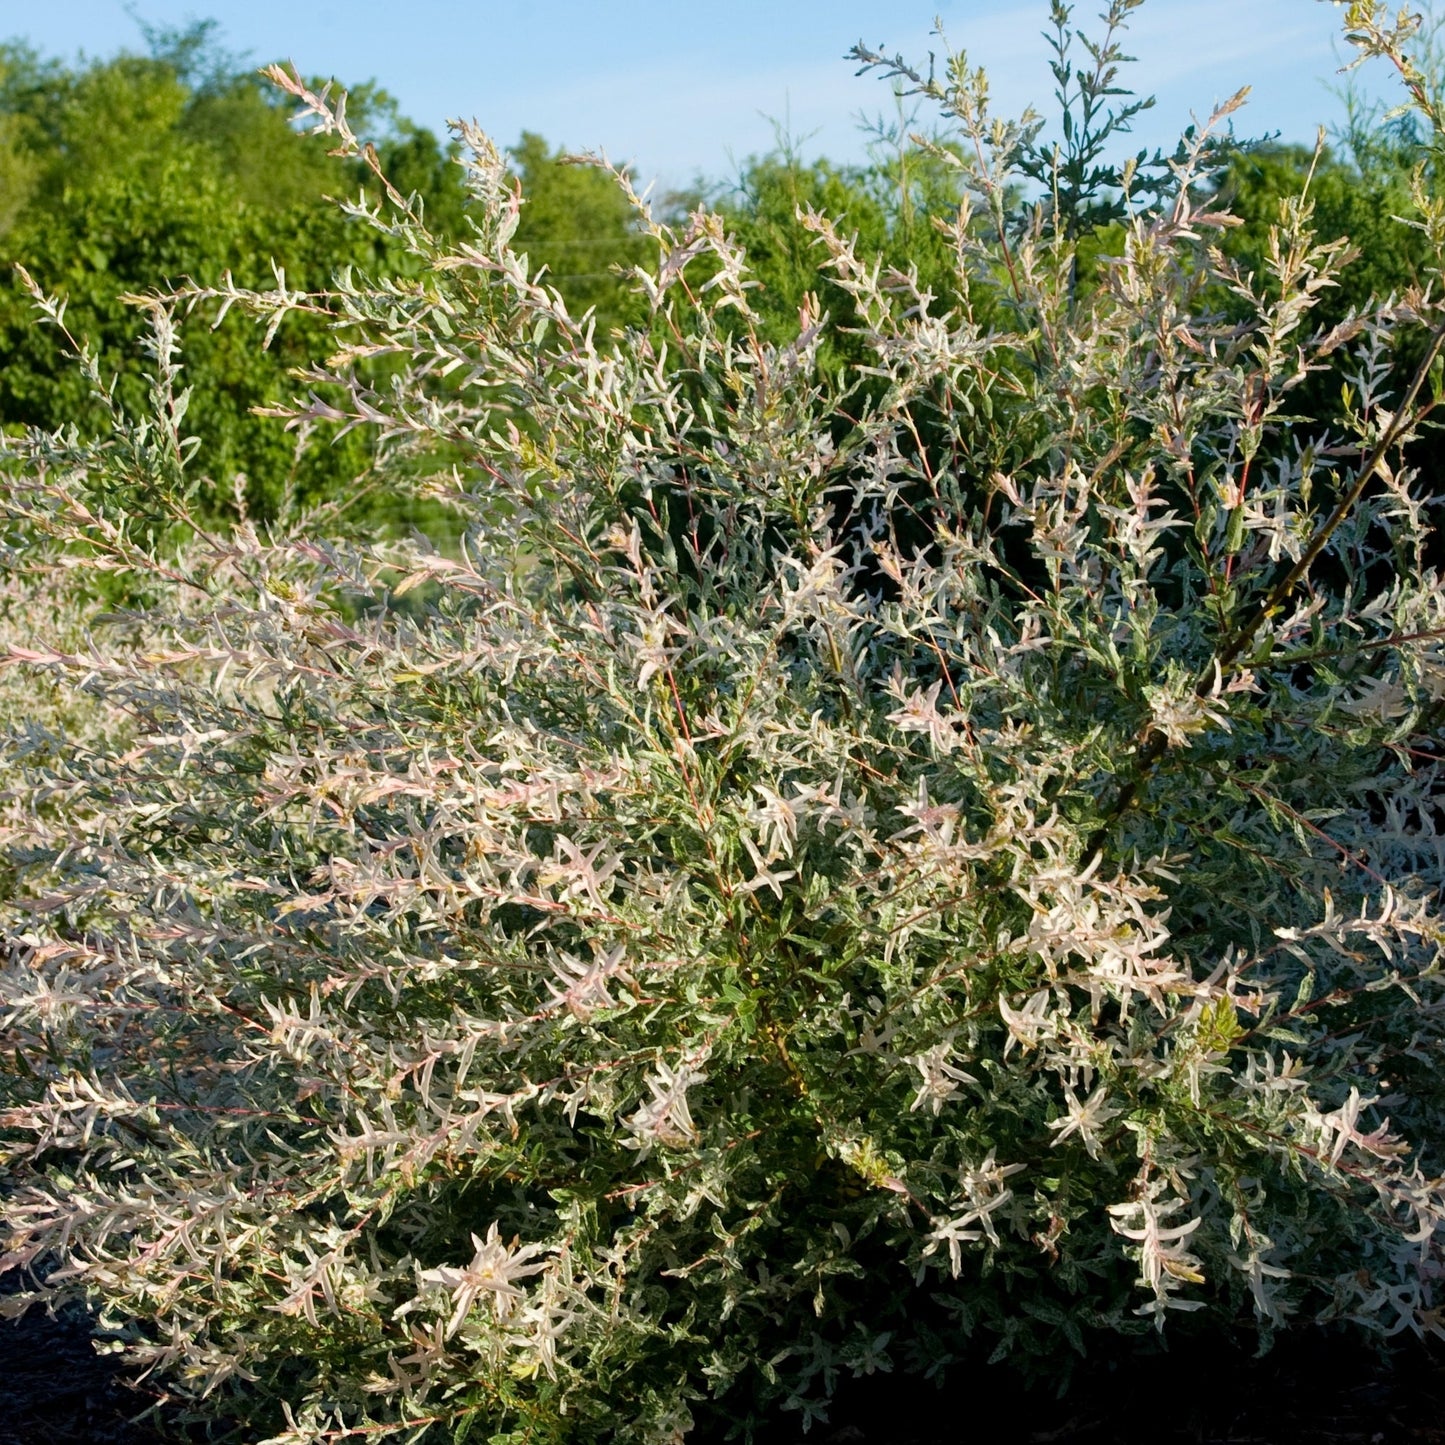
[8,2,1402,189]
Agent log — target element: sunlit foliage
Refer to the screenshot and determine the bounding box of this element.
[1,5,1444,1443]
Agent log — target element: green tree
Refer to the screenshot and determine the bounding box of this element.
[1218,141,1424,323]
[711,124,974,354]
[505,130,653,334]
[0,24,468,530]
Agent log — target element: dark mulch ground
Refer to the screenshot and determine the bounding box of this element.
[783,1330,1445,1445]
[0,1299,172,1445]
[3,1299,1443,1444]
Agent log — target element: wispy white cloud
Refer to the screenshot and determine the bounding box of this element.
[11,0,1400,189]
[472,0,1381,187]
[494,57,883,183]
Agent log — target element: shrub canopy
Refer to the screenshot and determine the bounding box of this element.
[2,6,1445,1443]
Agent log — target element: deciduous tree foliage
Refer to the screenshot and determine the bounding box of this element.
[0,28,385,524]
[0,25,653,532]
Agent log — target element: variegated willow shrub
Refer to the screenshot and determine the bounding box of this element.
[3,6,1445,1442]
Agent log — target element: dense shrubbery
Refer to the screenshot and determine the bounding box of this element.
[0,24,660,534]
[3,3,1445,1442]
